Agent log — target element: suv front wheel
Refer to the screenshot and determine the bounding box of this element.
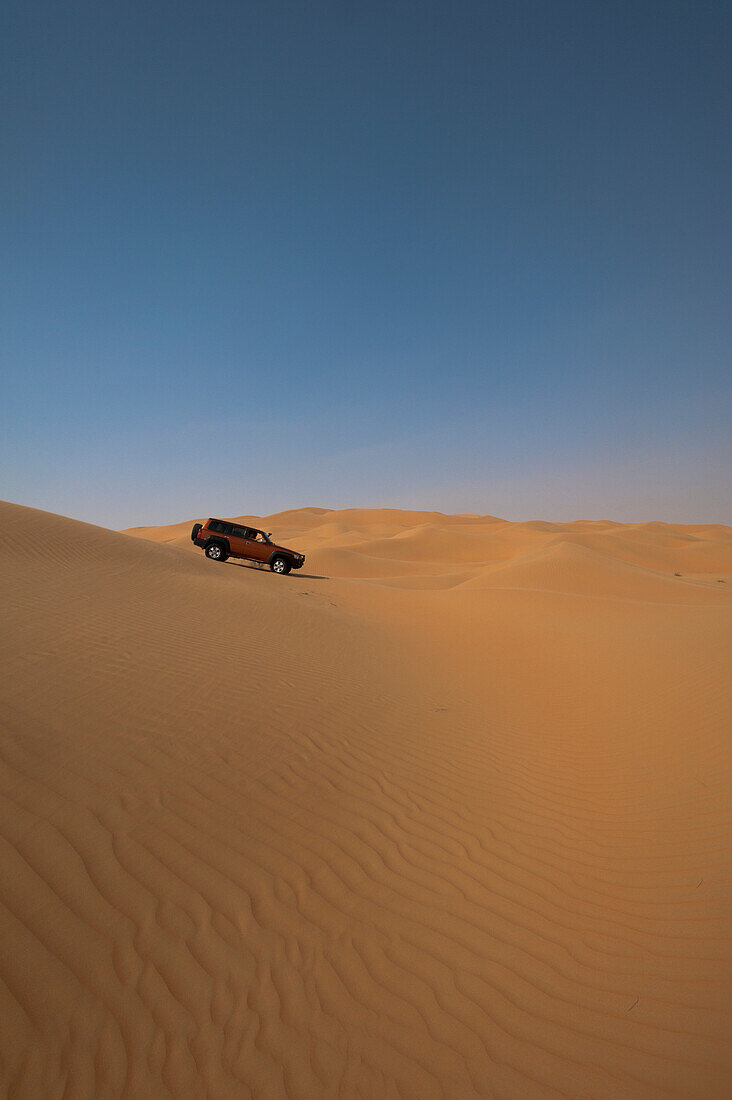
[270,556,291,575]
[205,543,228,562]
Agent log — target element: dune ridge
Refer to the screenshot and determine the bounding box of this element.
[128,506,732,579]
[1,500,731,1097]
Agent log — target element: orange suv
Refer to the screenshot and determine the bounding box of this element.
[191,519,305,574]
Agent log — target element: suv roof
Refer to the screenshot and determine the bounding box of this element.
[210,518,265,532]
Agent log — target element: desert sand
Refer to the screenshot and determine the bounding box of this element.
[1,499,731,1098]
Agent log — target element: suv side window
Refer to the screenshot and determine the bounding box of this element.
[209,520,231,535]
[231,525,251,539]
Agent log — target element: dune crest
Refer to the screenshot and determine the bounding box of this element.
[2,500,731,1097]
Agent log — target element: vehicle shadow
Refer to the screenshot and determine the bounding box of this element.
[223,560,329,581]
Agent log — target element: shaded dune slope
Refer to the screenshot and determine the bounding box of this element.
[1,502,731,1097]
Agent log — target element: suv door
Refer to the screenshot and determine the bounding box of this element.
[246,531,273,564]
[227,524,251,558]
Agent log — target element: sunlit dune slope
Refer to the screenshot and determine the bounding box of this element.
[128,506,732,581]
[2,500,731,1098]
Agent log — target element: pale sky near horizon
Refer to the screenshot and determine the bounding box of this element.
[2,1,730,529]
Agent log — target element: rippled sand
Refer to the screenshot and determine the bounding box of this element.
[1,501,730,1097]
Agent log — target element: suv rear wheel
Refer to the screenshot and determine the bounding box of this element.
[205,543,228,562]
[270,556,291,575]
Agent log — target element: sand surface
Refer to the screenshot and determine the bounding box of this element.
[2,501,731,1097]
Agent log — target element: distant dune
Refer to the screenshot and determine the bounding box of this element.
[2,501,731,1097]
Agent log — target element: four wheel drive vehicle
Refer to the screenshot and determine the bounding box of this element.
[191,519,305,574]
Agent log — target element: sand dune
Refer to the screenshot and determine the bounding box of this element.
[2,501,731,1097]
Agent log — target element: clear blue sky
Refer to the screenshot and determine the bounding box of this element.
[2,1,730,527]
